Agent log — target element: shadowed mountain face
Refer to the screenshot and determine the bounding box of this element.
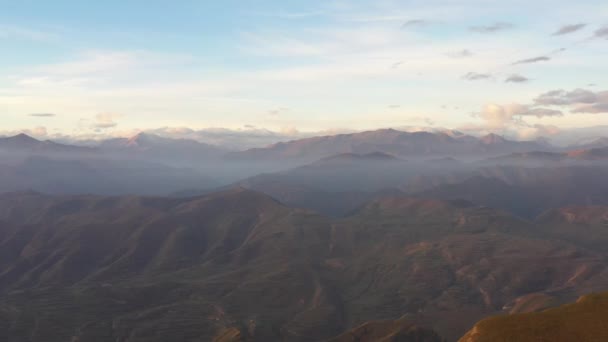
[0,135,96,164]
[0,156,219,196]
[1,190,608,341]
[460,292,608,342]
[408,165,608,218]
[487,147,608,164]
[99,132,227,164]
[220,156,608,218]
[234,153,419,216]
[212,152,474,217]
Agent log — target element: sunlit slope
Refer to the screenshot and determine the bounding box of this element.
[460,292,608,342]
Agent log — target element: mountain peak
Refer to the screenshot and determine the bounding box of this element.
[11,133,40,143]
[127,132,153,145]
[14,133,36,139]
[481,133,507,144]
[0,133,42,148]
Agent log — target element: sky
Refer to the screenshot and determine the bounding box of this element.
[1,0,608,141]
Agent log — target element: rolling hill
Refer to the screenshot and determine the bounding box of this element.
[1,189,608,341]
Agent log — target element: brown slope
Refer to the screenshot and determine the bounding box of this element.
[535,206,608,252]
[327,317,445,342]
[0,189,341,342]
[323,197,608,340]
[459,292,608,342]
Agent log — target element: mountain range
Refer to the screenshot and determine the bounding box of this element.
[2,128,608,341]
[1,189,608,341]
[229,130,551,161]
[0,133,96,156]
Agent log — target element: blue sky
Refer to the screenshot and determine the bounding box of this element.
[1,0,608,140]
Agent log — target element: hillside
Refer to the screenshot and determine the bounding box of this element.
[459,292,608,342]
[1,190,608,341]
[410,165,608,218]
[327,317,445,342]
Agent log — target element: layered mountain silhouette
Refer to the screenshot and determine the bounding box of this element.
[0,155,218,195]
[488,147,608,164]
[1,189,608,341]
[0,133,96,155]
[2,130,608,341]
[411,165,608,218]
[230,129,550,161]
[100,132,226,162]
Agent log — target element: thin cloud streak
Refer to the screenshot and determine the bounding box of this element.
[462,72,492,81]
[469,22,513,33]
[552,23,587,36]
[505,74,529,83]
[29,113,57,117]
[512,56,551,65]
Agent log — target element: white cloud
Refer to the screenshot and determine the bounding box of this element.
[93,113,123,129]
[476,103,563,129]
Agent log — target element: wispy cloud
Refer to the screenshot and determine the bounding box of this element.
[505,74,530,83]
[248,10,326,19]
[594,26,608,39]
[534,88,608,114]
[512,56,551,65]
[552,23,587,36]
[469,22,513,33]
[93,113,123,129]
[535,89,598,106]
[390,61,404,69]
[447,49,473,58]
[462,72,492,81]
[267,107,289,118]
[29,113,56,117]
[401,20,428,29]
[475,103,563,130]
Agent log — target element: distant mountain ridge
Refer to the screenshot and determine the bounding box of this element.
[0,134,96,154]
[99,132,226,161]
[230,129,552,161]
[318,151,400,163]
